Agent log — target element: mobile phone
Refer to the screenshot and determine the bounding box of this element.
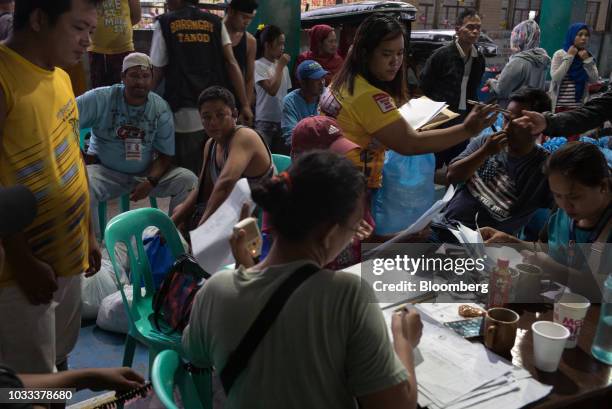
[443,317,484,338]
[233,217,262,258]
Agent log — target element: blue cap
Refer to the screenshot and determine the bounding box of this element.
[297,60,328,81]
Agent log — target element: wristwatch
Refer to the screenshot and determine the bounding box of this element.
[146,175,159,187]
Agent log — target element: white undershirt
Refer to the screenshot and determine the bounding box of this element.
[455,40,478,111]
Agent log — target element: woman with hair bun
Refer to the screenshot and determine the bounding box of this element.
[183,150,422,409]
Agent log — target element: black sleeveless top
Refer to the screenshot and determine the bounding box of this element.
[232,32,248,77]
[189,126,274,229]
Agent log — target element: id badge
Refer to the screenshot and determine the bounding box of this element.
[125,138,142,161]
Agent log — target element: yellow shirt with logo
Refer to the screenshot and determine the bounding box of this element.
[90,0,134,54]
[0,45,90,287]
[321,75,401,189]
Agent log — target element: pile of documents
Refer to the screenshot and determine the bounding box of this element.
[413,304,552,409]
[345,263,553,408]
[399,96,459,130]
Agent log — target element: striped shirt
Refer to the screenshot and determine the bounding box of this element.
[0,45,90,287]
[556,76,582,108]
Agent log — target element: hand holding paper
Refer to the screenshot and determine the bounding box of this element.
[190,179,255,274]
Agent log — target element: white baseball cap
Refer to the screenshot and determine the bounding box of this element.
[122,52,153,73]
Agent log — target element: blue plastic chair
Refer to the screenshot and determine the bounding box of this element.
[152,350,209,409]
[80,128,158,239]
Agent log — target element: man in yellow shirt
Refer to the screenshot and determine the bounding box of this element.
[89,0,141,87]
[0,0,101,374]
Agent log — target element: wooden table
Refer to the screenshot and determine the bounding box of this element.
[500,304,611,408]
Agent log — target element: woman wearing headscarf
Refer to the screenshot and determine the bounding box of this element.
[296,24,343,84]
[486,19,550,107]
[549,23,599,113]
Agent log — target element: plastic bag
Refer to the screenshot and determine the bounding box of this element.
[371,151,436,235]
[144,234,174,290]
[93,227,189,329]
[96,286,134,334]
[81,246,129,320]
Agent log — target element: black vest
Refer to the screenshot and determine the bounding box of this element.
[158,6,227,112]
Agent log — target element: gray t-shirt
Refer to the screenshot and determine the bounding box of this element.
[183,260,408,409]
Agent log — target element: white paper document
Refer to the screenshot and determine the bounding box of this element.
[448,221,488,263]
[415,318,512,407]
[448,221,483,245]
[190,179,254,274]
[399,96,448,130]
[417,302,482,324]
[414,313,552,409]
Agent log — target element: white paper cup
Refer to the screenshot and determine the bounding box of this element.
[553,293,590,348]
[532,321,570,372]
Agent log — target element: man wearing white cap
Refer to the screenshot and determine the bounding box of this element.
[77,52,198,237]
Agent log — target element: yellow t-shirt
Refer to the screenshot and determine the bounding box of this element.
[320,75,402,188]
[0,45,90,287]
[90,0,134,54]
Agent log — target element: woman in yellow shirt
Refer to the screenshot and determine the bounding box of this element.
[320,14,497,190]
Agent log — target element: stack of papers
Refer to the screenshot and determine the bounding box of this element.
[339,264,552,409]
[414,308,552,409]
[399,96,460,130]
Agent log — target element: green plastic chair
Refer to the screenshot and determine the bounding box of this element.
[80,127,158,239]
[152,350,209,409]
[105,208,185,368]
[98,196,158,241]
[271,153,291,172]
[105,209,212,409]
[257,154,292,229]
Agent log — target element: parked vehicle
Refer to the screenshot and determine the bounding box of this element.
[300,1,499,96]
[301,1,417,58]
[301,1,420,93]
[411,30,498,58]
